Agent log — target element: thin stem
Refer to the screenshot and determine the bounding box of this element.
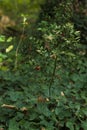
[14,24,26,69]
[49,56,57,98]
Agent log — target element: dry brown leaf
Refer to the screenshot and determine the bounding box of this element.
[37,96,46,103]
[0,128,4,130]
[41,127,45,130]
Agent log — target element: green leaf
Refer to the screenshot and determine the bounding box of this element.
[66,121,74,130]
[75,124,80,130]
[0,53,7,59]
[0,35,5,42]
[8,118,19,130]
[71,73,79,82]
[82,109,87,116]
[9,91,22,102]
[7,37,13,42]
[81,121,87,130]
[37,104,51,117]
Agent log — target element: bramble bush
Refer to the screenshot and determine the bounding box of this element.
[0,1,87,130]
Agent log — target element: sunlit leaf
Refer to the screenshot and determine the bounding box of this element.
[6,45,14,53]
[0,35,5,42]
[7,37,13,42]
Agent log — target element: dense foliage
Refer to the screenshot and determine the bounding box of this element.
[0,0,87,130]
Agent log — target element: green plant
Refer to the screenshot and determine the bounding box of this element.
[0,1,87,130]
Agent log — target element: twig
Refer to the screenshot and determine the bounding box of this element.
[1,104,28,113]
